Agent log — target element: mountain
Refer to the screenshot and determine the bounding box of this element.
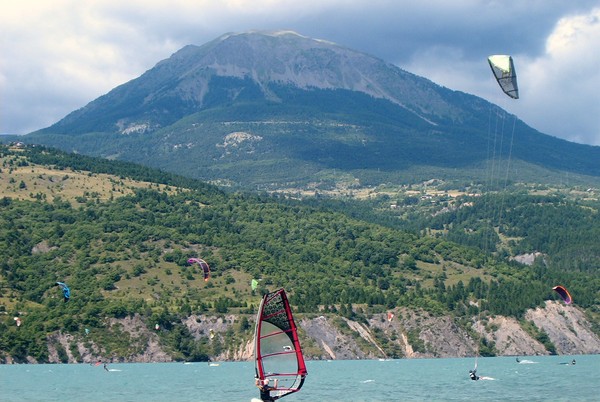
[20,30,600,189]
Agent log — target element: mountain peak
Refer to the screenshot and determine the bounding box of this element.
[179,29,390,93]
[216,30,321,42]
[160,30,446,119]
[47,31,452,135]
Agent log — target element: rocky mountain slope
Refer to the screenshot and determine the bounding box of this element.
[5,301,597,364]
[39,30,458,135]
[18,31,600,190]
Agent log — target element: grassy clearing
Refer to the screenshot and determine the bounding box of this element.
[0,156,180,205]
[418,260,493,288]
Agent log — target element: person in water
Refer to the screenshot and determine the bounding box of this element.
[103,363,109,372]
[571,359,576,365]
[516,357,520,363]
[255,377,279,401]
[469,369,480,381]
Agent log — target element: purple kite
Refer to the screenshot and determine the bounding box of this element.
[552,285,572,305]
[187,258,211,282]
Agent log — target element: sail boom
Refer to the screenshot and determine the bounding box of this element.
[260,328,292,339]
[262,351,297,359]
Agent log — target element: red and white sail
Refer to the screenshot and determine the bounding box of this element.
[254,288,307,399]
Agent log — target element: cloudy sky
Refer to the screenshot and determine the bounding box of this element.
[2,0,599,145]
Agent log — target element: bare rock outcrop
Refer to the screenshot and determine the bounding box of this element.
[474,316,547,356]
[45,314,171,364]
[300,315,377,360]
[300,303,600,360]
[107,314,172,363]
[6,301,600,364]
[367,309,475,358]
[182,314,254,361]
[525,301,600,354]
[183,314,236,340]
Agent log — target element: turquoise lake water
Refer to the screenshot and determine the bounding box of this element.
[1,355,598,401]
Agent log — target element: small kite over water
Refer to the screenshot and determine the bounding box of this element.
[488,55,519,99]
[552,285,572,304]
[56,281,70,302]
[187,258,211,282]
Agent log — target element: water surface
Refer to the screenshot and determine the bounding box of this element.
[1,355,597,401]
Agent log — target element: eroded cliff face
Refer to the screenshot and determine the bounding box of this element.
[8,301,600,364]
[367,301,600,359]
[377,309,476,358]
[473,316,548,356]
[46,314,173,364]
[525,301,600,354]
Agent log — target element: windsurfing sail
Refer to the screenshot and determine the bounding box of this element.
[56,281,70,302]
[187,258,210,281]
[552,285,573,304]
[488,55,519,99]
[254,288,307,400]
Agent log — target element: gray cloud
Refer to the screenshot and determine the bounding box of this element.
[1,0,598,145]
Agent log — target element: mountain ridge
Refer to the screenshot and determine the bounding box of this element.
[46,30,453,134]
[15,30,600,190]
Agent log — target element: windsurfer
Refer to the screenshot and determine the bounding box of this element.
[469,369,480,381]
[255,378,278,401]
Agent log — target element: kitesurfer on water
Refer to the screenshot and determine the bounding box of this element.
[104,363,109,372]
[255,378,278,401]
[469,369,480,381]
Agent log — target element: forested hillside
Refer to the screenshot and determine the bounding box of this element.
[0,145,598,363]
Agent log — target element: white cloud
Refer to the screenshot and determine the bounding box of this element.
[0,1,181,133]
[518,8,600,145]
